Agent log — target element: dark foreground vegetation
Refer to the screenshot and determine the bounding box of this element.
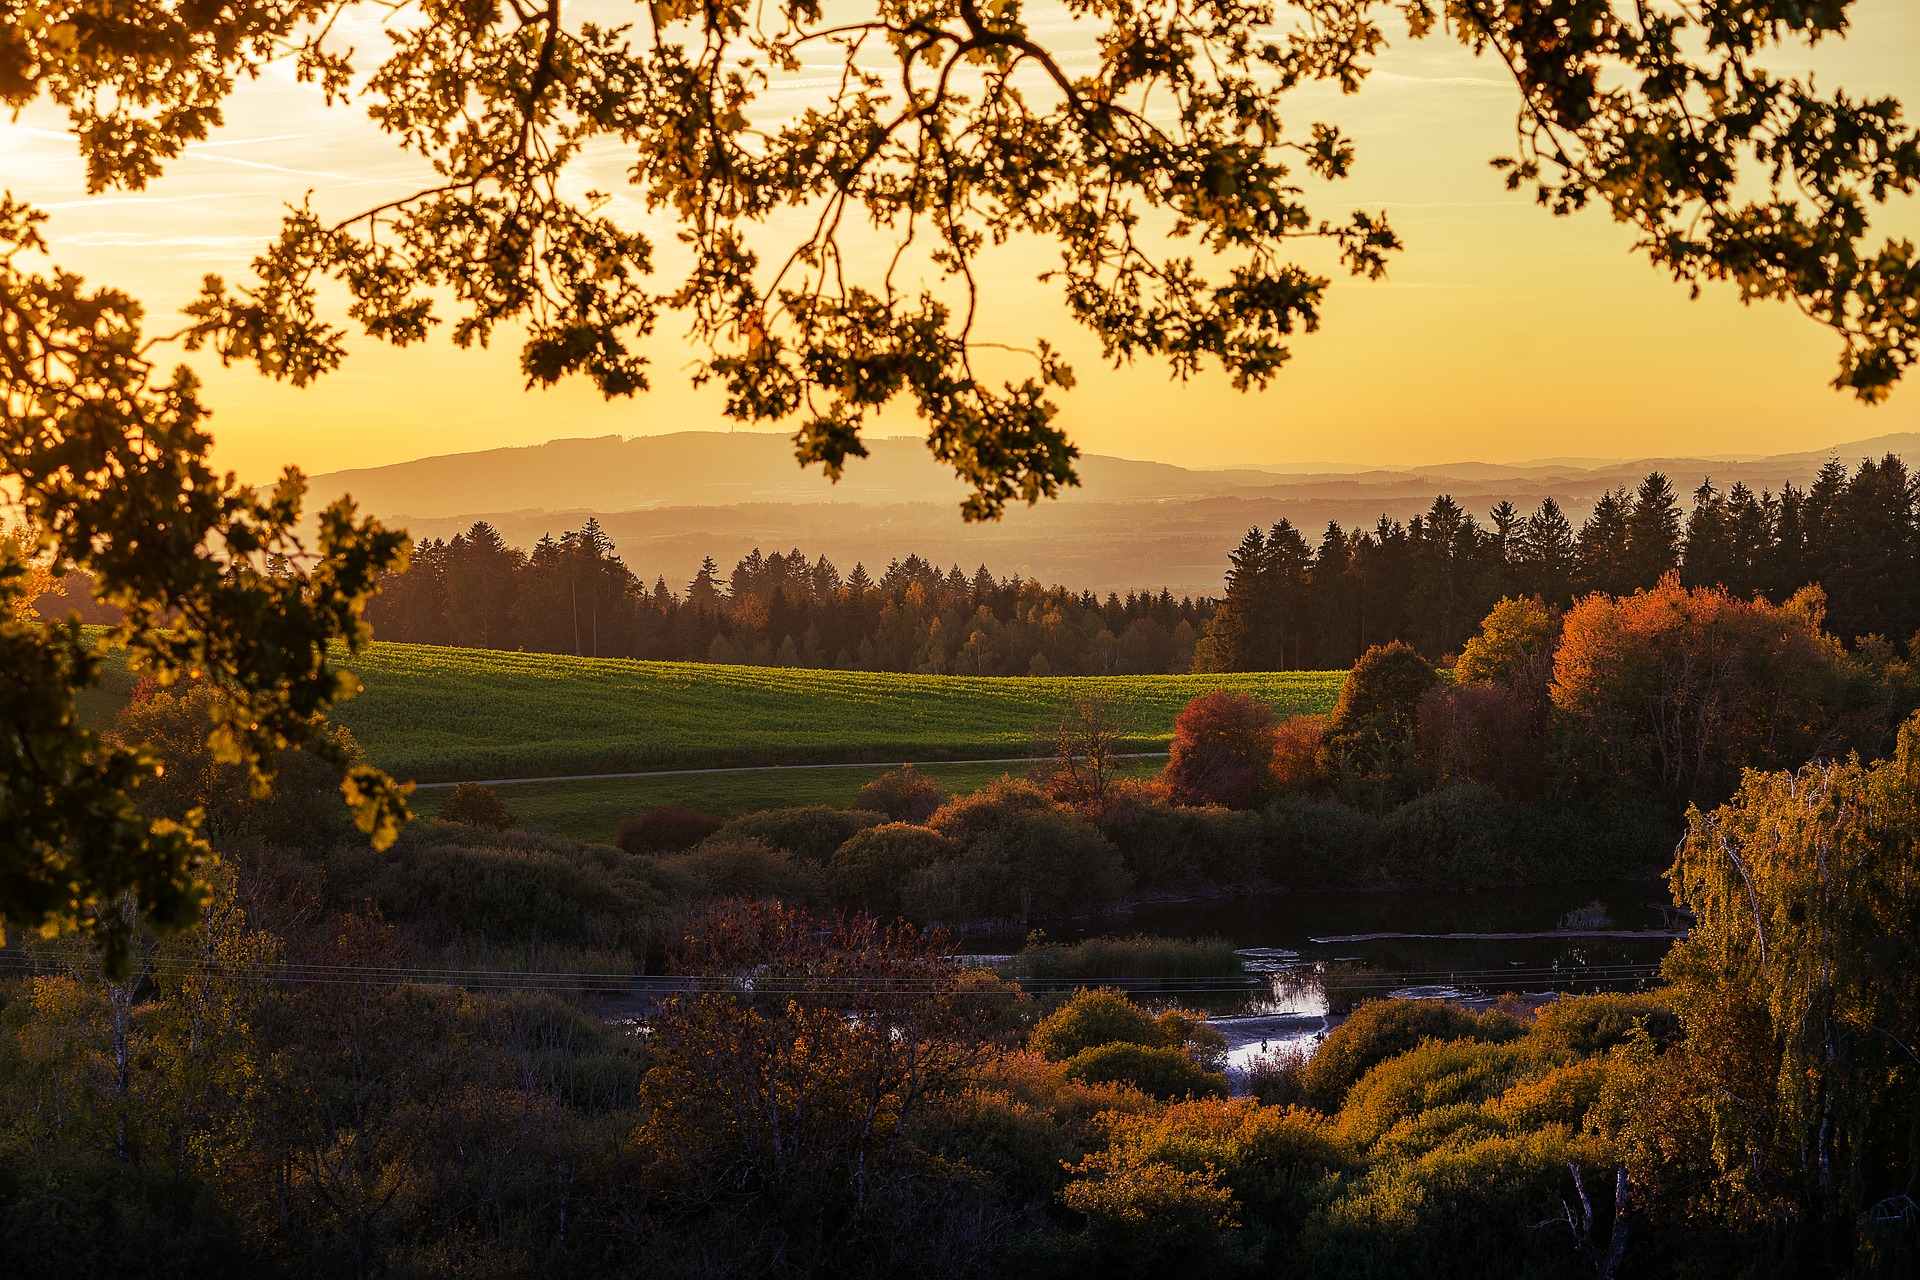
[6,719,1918,1278]
[8,569,1919,1277]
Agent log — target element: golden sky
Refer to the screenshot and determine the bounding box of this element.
[4,2,1918,486]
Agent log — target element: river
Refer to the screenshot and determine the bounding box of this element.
[969,877,1681,1076]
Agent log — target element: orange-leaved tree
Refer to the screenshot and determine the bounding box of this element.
[1550,576,1866,810]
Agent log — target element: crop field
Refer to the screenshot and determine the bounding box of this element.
[330,642,1344,781]
[410,757,1168,843]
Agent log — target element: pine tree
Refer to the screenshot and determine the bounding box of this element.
[1515,497,1578,603]
[1623,472,1683,585]
[687,557,723,611]
[1681,480,1734,590]
[1577,489,1635,596]
[1192,527,1268,672]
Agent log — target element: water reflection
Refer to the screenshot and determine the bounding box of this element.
[967,879,1680,1074]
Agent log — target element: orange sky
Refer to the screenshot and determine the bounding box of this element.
[4,3,1917,485]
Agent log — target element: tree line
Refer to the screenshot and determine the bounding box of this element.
[365,520,1210,676]
[1197,454,1920,671]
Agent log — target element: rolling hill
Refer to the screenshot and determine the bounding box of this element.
[327,641,1345,782]
[307,430,1920,597]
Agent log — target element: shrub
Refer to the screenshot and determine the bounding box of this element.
[1297,999,1521,1113]
[439,782,516,831]
[1333,1037,1530,1147]
[326,825,679,954]
[1258,795,1384,888]
[1291,1127,1583,1278]
[1060,1100,1342,1276]
[669,837,818,903]
[826,823,956,917]
[1242,1045,1310,1106]
[616,802,722,854]
[917,1088,1080,1203]
[1092,800,1263,889]
[1061,1042,1229,1100]
[1526,991,1679,1058]
[921,781,1130,920]
[1269,713,1328,794]
[1375,784,1518,884]
[1163,690,1279,809]
[850,767,946,823]
[703,806,884,864]
[1318,642,1438,809]
[1028,989,1166,1060]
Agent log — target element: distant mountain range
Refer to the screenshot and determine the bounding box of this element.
[307,430,1920,597]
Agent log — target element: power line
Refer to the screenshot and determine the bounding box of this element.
[0,951,1662,999]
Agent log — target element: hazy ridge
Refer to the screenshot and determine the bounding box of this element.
[310,430,1920,596]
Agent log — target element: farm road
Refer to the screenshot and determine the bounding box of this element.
[412,751,1171,789]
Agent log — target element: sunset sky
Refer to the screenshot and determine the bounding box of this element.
[5,2,1918,487]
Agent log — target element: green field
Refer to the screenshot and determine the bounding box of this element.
[330,643,1345,782]
[411,757,1168,843]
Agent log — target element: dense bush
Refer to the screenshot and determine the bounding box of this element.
[1029,989,1167,1061]
[916,781,1130,921]
[1255,787,1671,889]
[1257,794,1385,888]
[439,782,516,831]
[1026,989,1228,1086]
[849,767,947,823]
[1061,1042,1229,1100]
[615,802,723,853]
[1163,690,1280,809]
[702,805,885,864]
[1295,999,1525,1113]
[667,837,817,903]
[1526,990,1678,1058]
[826,823,956,917]
[1318,642,1438,808]
[1091,797,1263,889]
[323,824,681,956]
[1374,784,1520,884]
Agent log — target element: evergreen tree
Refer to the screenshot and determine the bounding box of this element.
[1514,497,1578,603]
[687,557,723,611]
[1577,489,1635,596]
[1192,527,1268,672]
[1623,472,1684,585]
[1680,481,1734,590]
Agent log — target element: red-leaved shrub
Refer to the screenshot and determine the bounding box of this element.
[1163,690,1278,809]
[1269,714,1328,794]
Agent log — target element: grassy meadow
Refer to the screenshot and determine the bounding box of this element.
[410,756,1169,843]
[326,642,1344,781]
